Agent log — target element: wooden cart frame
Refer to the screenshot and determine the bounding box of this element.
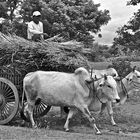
[0,67,51,124]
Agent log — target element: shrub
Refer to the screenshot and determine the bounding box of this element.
[108,60,132,77]
[108,56,140,62]
[0,19,27,38]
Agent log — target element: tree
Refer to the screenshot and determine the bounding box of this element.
[7,0,22,21]
[19,0,111,45]
[0,1,8,18]
[0,0,22,21]
[113,1,140,51]
[127,0,140,5]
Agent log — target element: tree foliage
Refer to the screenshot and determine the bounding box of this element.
[108,60,132,77]
[113,2,140,51]
[0,1,8,18]
[0,0,22,21]
[127,0,140,5]
[0,0,111,47]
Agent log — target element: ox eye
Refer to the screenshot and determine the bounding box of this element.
[107,85,112,88]
[99,84,103,87]
[113,74,116,77]
[137,76,140,78]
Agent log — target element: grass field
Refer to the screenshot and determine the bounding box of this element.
[1,61,140,140]
[6,91,140,140]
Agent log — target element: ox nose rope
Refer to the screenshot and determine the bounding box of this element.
[131,80,140,89]
[120,78,129,98]
[86,69,104,104]
[124,76,140,97]
[95,92,104,104]
[86,80,104,104]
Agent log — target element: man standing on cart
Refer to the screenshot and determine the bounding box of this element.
[27,11,48,41]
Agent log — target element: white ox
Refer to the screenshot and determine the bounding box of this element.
[61,68,119,118]
[100,67,140,125]
[22,67,120,134]
[61,68,118,113]
[61,67,119,125]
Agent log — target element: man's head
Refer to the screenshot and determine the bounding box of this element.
[32,11,41,24]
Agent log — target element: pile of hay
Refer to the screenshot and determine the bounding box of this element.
[0,33,89,76]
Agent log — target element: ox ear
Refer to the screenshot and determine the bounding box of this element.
[104,74,107,80]
[132,66,136,72]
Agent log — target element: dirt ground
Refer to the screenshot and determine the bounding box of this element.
[2,91,140,140]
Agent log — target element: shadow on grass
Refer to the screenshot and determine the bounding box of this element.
[7,93,140,134]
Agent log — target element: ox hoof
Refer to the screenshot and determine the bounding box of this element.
[112,123,117,126]
[32,124,37,129]
[96,131,102,135]
[65,128,69,132]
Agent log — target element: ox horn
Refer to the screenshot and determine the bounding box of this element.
[89,68,94,83]
[95,75,97,80]
[132,66,136,72]
[90,68,93,78]
[85,68,94,84]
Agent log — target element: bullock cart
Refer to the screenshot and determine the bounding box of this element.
[0,33,89,125]
[0,66,51,125]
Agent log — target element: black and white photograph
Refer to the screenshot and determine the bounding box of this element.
[0,0,140,139]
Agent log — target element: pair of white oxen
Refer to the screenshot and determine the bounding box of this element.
[21,66,140,135]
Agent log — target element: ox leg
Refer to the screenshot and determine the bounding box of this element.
[80,106,101,135]
[99,103,106,116]
[60,107,68,118]
[64,108,75,132]
[27,103,37,128]
[106,101,116,126]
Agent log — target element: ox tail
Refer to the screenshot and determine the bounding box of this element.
[20,88,30,122]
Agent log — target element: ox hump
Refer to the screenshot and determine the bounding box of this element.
[74,67,91,83]
[74,67,89,75]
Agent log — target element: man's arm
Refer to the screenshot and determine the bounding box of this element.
[40,22,48,38]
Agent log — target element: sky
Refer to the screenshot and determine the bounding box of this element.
[93,0,139,45]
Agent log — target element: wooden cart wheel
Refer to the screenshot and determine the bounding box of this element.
[22,100,51,121]
[33,100,51,118]
[0,78,19,124]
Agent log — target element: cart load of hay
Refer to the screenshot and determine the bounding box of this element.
[0,33,89,76]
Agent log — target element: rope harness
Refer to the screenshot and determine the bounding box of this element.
[119,74,140,99]
[131,79,140,89]
[120,78,129,98]
[87,67,140,104]
[86,69,104,104]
